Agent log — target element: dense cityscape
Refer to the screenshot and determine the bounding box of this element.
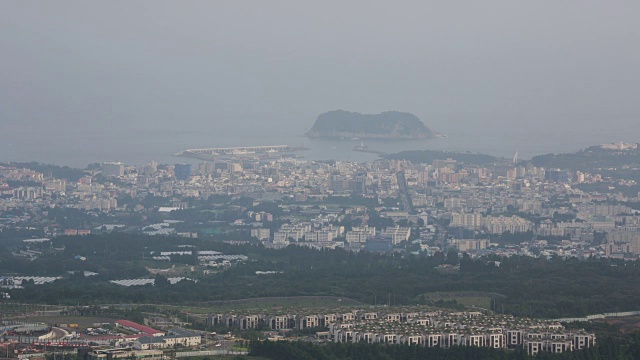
[3,142,640,261]
[3,141,640,358]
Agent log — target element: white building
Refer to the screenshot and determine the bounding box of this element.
[380,226,411,244]
[133,328,201,350]
[346,226,376,243]
[251,228,271,241]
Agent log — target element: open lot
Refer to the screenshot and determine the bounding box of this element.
[169,296,363,314]
[21,316,116,329]
[597,315,640,334]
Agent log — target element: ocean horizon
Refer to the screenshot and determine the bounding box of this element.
[0,125,633,168]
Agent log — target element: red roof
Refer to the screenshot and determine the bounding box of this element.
[78,334,144,341]
[115,320,164,335]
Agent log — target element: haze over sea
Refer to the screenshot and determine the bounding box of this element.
[3,3,639,168]
[0,120,634,168]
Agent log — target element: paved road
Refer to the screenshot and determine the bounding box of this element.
[396,171,413,213]
[175,350,248,357]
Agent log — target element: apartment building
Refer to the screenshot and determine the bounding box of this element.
[448,239,490,252]
[251,228,271,241]
[380,226,411,244]
[346,226,376,243]
[605,230,640,257]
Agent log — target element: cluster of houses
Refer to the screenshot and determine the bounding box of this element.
[208,308,594,356]
[114,320,201,350]
[330,312,595,356]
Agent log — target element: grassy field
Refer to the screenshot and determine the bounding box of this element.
[20,316,116,328]
[598,315,640,334]
[230,344,250,352]
[206,357,268,360]
[422,291,496,310]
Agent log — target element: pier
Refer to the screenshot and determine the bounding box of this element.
[174,145,306,160]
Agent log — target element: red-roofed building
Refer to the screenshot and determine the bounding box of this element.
[115,320,165,337]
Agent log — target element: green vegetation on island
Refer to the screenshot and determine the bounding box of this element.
[306,110,435,140]
[531,144,640,171]
[0,161,89,182]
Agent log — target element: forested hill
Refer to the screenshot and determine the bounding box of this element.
[8,233,640,319]
[306,110,435,140]
[0,161,88,182]
[531,145,640,170]
[385,150,498,166]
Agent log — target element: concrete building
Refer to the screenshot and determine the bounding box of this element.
[346,226,376,243]
[115,320,165,337]
[484,216,533,234]
[251,228,271,241]
[449,239,490,252]
[364,235,394,253]
[273,224,312,243]
[605,230,640,257]
[450,212,483,229]
[12,187,42,200]
[380,226,411,244]
[174,164,192,181]
[102,162,125,177]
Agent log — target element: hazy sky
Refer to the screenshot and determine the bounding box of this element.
[2,1,640,147]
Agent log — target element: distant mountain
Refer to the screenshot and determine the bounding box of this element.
[306,110,436,140]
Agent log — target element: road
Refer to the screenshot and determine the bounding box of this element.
[395,171,414,213]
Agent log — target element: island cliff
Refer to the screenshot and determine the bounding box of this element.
[305,110,435,140]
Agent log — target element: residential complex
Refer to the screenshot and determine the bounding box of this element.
[208,307,595,356]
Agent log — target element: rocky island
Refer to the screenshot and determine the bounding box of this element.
[305,110,436,140]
